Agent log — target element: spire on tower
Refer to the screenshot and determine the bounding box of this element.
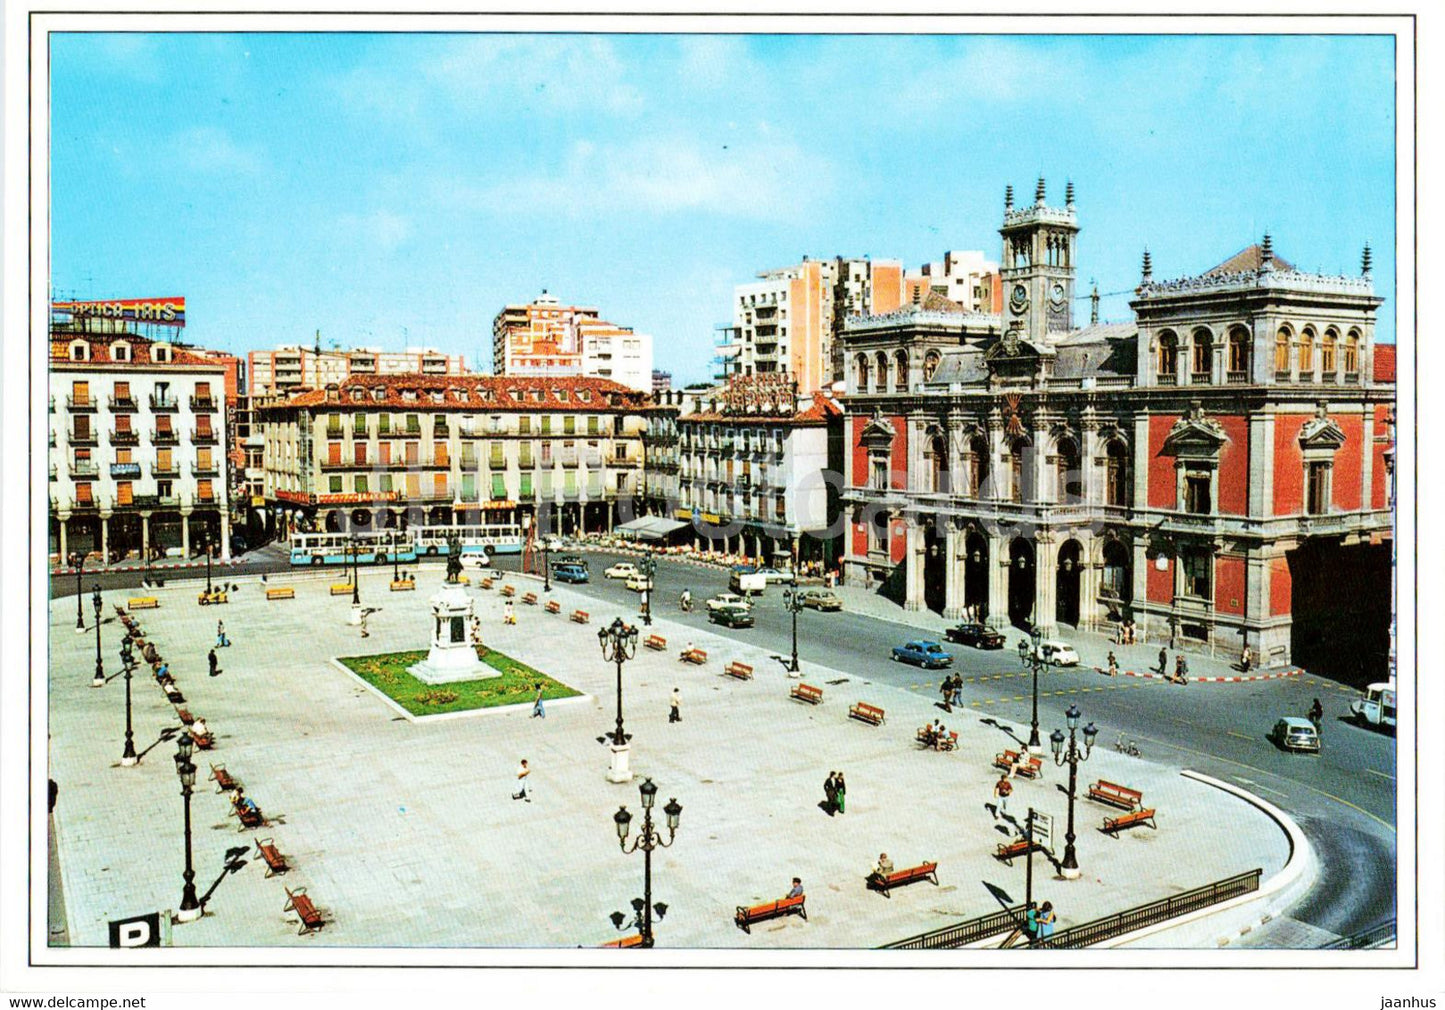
[1362,242,1373,276]
[1065,180,1075,208]
[1005,184,1014,210]
[1035,176,1046,206]
[1260,232,1274,272]
[1090,280,1100,325]
[1141,248,1153,282]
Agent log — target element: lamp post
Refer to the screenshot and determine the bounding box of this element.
[173,732,201,922]
[639,555,656,626]
[598,617,639,783]
[1049,703,1097,879]
[542,538,551,593]
[120,633,137,765]
[74,552,86,633]
[90,584,105,688]
[782,586,804,675]
[203,534,213,594]
[1016,625,1045,748]
[346,537,363,625]
[611,777,682,948]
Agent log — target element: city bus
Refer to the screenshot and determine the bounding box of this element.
[287,530,417,566]
[412,523,524,557]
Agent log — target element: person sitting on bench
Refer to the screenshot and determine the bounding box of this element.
[231,787,260,818]
[933,724,949,751]
[786,877,804,900]
[867,853,895,886]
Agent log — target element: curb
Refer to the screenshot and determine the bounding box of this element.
[1096,666,1303,684]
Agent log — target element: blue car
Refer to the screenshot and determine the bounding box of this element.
[553,563,589,584]
[891,640,954,668]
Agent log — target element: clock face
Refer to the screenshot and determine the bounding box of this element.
[1050,283,1066,305]
[1010,284,1028,314]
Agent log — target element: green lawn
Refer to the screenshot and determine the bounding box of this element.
[337,648,580,717]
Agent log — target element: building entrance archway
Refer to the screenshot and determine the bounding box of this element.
[1056,539,1083,627]
[1008,538,1035,629]
[922,522,946,614]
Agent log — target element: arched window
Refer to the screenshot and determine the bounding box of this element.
[1104,438,1130,507]
[894,350,909,392]
[967,433,989,498]
[855,354,870,391]
[928,434,949,493]
[923,350,942,382]
[874,351,889,392]
[1275,326,1293,375]
[1343,330,1361,376]
[1190,328,1213,382]
[1009,439,1030,503]
[1321,328,1338,377]
[1298,327,1315,376]
[1157,331,1178,384]
[1227,327,1250,380]
[1056,437,1082,504]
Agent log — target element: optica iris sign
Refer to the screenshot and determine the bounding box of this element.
[52,298,186,327]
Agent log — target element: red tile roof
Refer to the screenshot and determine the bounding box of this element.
[1373,343,1396,383]
[262,372,651,413]
[680,393,841,426]
[50,330,229,369]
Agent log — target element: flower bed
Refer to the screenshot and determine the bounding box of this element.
[337,649,579,717]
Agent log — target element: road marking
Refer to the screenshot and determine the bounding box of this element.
[1364,768,1395,781]
[1226,731,1253,741]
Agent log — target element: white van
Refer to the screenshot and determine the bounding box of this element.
[1350,682,1396,731]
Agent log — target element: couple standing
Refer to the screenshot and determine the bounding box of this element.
[823,771,847,816]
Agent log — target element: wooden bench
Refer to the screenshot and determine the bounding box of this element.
[849,702,885,726]
[197,590,228,606]
[571,610,589,624]
[266,587,295,600]
[501,585,516,598]
[790,683,823,705]
[724,661,754,681]
[544,600,561,614]
[389,579,415,592]
[233,800,266,829]
[1088,780,1142,811]
[866,861,938,897]
[1103,808,1157,835]
[127,597,160,610]
[480,577,494,590]
[600,934,644,948]
[735,894,807,934]
[679,648,708,665]
[283,887,325,935]
[176,708,195,725]
[993,750,1043,778]
[256,837,290,877]
[190,729,214,750]
[330,583,354,596]
[644,634,667,651]
[995,838,1045,865]
[522,592,538,605]
[209,764,238,793]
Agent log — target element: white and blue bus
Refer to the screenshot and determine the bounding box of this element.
[412,523,524,557]
[288,531,417,566]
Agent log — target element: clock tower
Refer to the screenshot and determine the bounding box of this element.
[999,177,1079,345]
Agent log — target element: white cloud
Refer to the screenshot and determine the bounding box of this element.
[168,126,266,176]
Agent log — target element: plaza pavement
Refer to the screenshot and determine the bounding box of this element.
[47,566,1291,950]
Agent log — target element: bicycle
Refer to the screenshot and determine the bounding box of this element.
[1114,732,1142,758]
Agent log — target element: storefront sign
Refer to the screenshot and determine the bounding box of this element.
[275,489,313,504]
[251,496,266,507]
[109,912,161,947]
[482,499,516,509]
[316,491,401,505]
[52,297,186,327]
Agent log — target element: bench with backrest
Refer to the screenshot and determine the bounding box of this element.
[522,592,538,605]
[995,838,1045,865]
[209,764,238,793]
[1103,808,1157,835]
[266,586,295,600]
[1088,780,1142,810]
[849,702,885,726]
[283,887,325,935]
[724,661,754,681]
[571,610,589,624]
[679,647,708,665]
[330,583,354,596]
[993,749,1043,778]
[600,934,644,948]
[866,861,938,897]
[644,634,667,651]
[544,600,561,614]
[790,683,823,705]
[480,577,494,590]
[501,585,516,598]
[176,708,195,725]
[128,597,160,610]
[197,589,228,605]
[233,798,267,829]
[190,728,214,750]
[389,579,415,592]
[256,837,290,877]
[734,894,807,934]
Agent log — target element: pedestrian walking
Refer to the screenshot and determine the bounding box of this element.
[1107,651,1118,677]
[1308,697,1323,732]
[208,648,219,677]
[992,772,1013,820]
[1037,901,1057,940]
[834,771,847,814]
[1240,645,1252,672]
[1157,647,1169,676]
[504,601,516,626]
[940,677,952,712]
[1174,655,1188,684]
[823,772,837,816]
[512,759,531,802]
[216,620,229,648]
[360,612,370,638]
[669,688,682,723]
[1025,902,1039,944]
[531,683,546,719]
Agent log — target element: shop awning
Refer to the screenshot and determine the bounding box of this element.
[615,516,688,541]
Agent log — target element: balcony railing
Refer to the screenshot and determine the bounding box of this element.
[69,461,99,478]
[1344,371,1360,384]
[49,464,57,481]
[1156,373,1178,386]
[150,395,179,411]
[69,496,99,511]
[109,396,138,411]
[111,429,140,445]
[151,429,179,445]
[1189,372,1211,385]
[66,396,97,411]
[68,428,99,445]
[1274,370,1291,383]
[1226,371,1248,384]
[190,396,218,411]
[191,428,219,444]
[151,462,181,478]
[192,463,220,477]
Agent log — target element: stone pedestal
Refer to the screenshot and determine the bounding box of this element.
[607,742,634,784]
[347,602,362,626]
[408,585,494,685]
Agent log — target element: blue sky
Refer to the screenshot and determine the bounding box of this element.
[49,32,1396,384]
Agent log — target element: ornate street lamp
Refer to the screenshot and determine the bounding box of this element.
[204,534,213,594]
[542,538,551,594]
[90,584,105,688]
[173,732,201,922]
[74,552,86,633]
[782,587,805,675]
[610,778,682,948]
[120,631,138,765]
[639,555,657,626]
[598,617,639,783]
[1016,625,1045,747]
[1049,703,1098,879]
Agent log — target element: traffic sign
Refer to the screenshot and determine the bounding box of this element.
[1028,809,1054,853]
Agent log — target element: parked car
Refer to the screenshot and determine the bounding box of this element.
[891,640,954,668]
[553,563,589,584]
[557,554,587,569]
[605,562,640,580]
[709,605,755,629]
[706,592,752,613]
[625,574,654,592]
[798,589,843,612]
[729,569,767,595]
[1350,682,1397,732]
[944,622,1005,649]
[754,566,794,584]
[541,536,566,551]
[1270,717,1322,753]
[1036,639,1081,666]
[460,550,494,569]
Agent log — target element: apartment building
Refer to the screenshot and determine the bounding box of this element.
[492,291,654,392]
[904,249,1004,314]
[248,343,467,398]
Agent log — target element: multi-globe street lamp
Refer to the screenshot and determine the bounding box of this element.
[1016,625,1046,748]
[781,586,805,675]
[74,552,86,633]
[542,538,551,593]
[598,617,639,783]
[173,732,201,922]
[91,585,105,688]
[120,631,138,766]
[610,777,683,948]
[639,555,657,627]
[1049,703,1097,879]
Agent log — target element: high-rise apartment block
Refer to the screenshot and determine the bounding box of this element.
[904,250,1003,314]
[247,344,467,398]
[491,292,653,392]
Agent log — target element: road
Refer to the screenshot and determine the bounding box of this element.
[50,542,1397,941]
